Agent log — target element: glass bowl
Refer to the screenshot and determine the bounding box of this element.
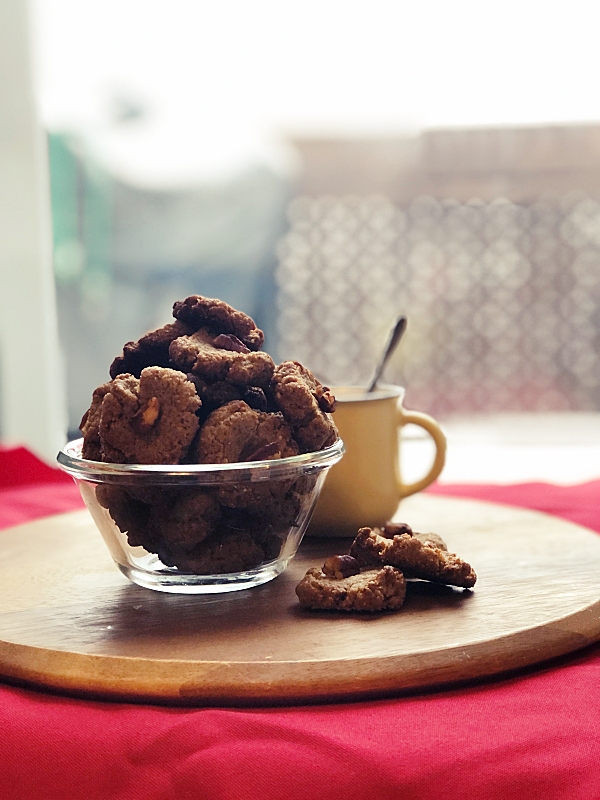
[58,438,344,594]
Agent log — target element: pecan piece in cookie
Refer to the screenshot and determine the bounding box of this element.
[172,295,264,350]
[296,564,406,612]
[350,527,476,588]
[271,361,337,452]
[322,554,361,579]
[169,328,274,388]
[109,320,194,379]
[98,367,201,464]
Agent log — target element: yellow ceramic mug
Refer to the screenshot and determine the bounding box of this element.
[308,385,446,537]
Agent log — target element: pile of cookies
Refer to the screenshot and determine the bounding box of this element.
[80,295,338,574]
[295,522,477,612]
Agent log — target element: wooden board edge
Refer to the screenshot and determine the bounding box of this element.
[1,600,599,706]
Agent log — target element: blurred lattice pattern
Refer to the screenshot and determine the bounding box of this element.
[276,194,600,416]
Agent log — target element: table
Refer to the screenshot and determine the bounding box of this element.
[1,438,599,800]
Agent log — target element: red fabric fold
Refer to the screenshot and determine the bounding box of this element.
[0,446,84,530]
[428,479,600,534]
[1,447,599,800]
[0,446,74,488]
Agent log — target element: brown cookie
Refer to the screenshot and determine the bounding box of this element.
[210,507,284,561]
[97,484,223,561]
[196,400,298,464]
[98,367,201,464]
[216,479,296,517]
[160,529,266,574]
[186,376,243,413]
[413,532,448,551]
[80,381,112,460]
[147,488,221,551]
[109,320,194,379]
[271,361,337,452]
[350,527,476,589]
[252,530,283,561]
[88,373,139,463]
[172,295,264,350]
[215,482,306,538]
[295,564,406,612]
[382,521,448,551]
[185,378,270,423]
[169,328,275,388]
[195,400,300,513]
[95,484,152,549]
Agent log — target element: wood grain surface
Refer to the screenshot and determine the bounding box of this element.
[1,493,600,705]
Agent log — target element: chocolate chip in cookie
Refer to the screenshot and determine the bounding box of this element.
[169,328,275,388]
[383,522,413,537]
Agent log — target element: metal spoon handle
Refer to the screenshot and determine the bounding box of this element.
[367,315,407,392]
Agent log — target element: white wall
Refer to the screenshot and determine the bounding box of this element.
[0,0,68,463]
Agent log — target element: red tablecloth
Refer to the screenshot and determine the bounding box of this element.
[1,447,599,800]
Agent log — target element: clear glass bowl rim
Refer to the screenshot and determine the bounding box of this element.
[57,437,345,485]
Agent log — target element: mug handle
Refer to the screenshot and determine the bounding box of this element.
[396,406,447,498]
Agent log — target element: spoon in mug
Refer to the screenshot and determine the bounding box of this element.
[366,315,407,392]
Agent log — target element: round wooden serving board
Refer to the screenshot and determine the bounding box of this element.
[1,494,600,706]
